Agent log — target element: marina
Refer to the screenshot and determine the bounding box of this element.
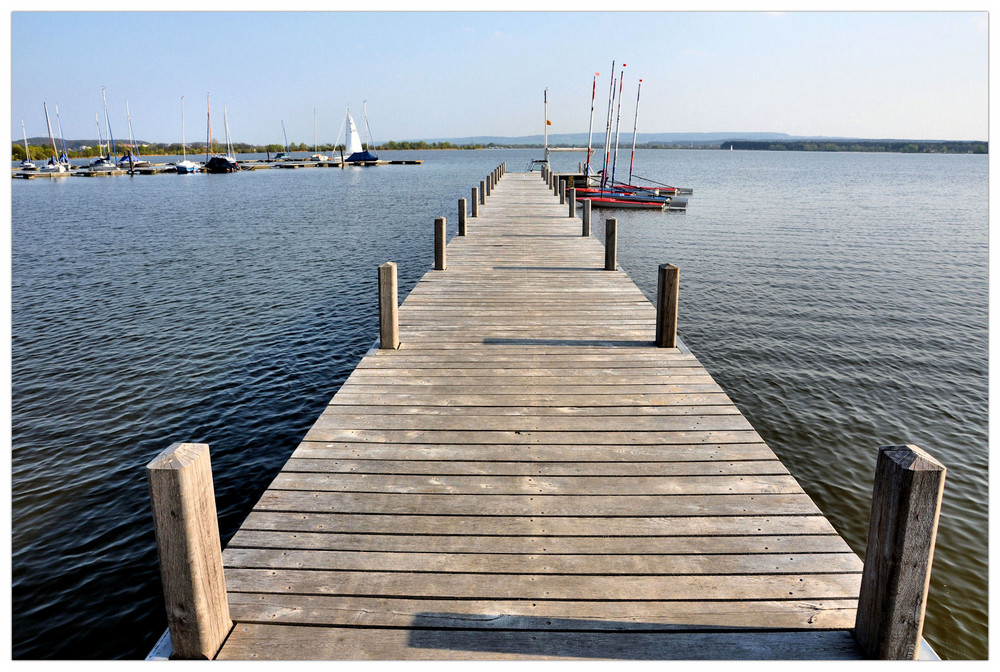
[11,157,423,178]
[144,166,945,660]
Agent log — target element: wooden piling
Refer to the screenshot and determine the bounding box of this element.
[854,445,946,660]
[435,217,447,271]
[559,179,566,204]
[458,198,467,236]
[656,264,680,348]
[471,187,479,217]
[147,442,232,660]
[568,187,576,218]
[582,198,592,237]
[480,180,486,204]
[604,218,617,271]
[486,176,492,196]
[378,261,399,349]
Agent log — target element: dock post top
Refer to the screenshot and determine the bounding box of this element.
[146,441,232,660]
[854,444,945,660]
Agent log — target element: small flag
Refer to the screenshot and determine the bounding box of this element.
[546,120,552,125]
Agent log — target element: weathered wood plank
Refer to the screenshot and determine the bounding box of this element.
[226,594,861,631]
[234,511,845,538]
[222,548,863,575]
[217,624,865,660]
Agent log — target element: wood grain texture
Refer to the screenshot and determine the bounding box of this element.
[215,173,864,660]
[147,443,232,659]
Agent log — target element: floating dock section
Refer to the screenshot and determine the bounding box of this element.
[146,166,945,660]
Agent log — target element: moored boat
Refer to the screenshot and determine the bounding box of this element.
[19,120,37,171]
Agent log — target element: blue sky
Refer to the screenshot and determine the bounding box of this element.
[8,8,990,145]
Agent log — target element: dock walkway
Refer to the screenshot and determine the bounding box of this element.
[213,171,867,659]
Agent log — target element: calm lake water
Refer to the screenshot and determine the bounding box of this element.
[10,149,987,659]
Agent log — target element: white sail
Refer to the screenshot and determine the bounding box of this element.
[345,108,363,156]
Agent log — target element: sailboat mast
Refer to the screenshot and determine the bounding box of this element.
[21,120,31,162]
[628,79,642,186]
[181,95,187,161]
[281,120,288,153]
[43,102,58,161]
[206,92,212,161]
[314,108,318,152]
[543,88,549,163]
[96,113,104,158]
[102,88,117,165]
[55,105,69,162]
[601,61,615,189]
[585,73,599,177]
[363,100,373,150]
[224,106,233,157]
[610,64,626,187]
[126,100,139,159]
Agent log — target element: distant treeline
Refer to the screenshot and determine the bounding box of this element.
[380,140,489,150]
[722,140,987,154]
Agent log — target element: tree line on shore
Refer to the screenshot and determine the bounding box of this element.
[722,140,987,154]
[11,138,987,161]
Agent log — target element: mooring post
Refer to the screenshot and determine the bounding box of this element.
[854,445,946,660]
[568,187,576,218]
[480,180,486,204]
[458,198,467,236]
[604,218,618,271]
[559,179,566,204]
[655,264,680,348]
[378,261,399,349]
[471,187,479,217]
[434,217,447,270]
[485,175,492,196]
[147,442,232,660]
[582,199,592,237]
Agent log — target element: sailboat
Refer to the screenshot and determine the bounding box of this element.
[38,102,68,173]
[204,93,238,173]
[175,95,200,174]
[19,120,37,171]
[344,103,377,164]
[274,120,292,161]
[120,100,151,170]
[88,89,120,172]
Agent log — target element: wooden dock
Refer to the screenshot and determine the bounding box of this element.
[146,166,945,660]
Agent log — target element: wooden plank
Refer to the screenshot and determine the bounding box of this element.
[222,548,863,575]
[225,529,856,554]
[281,458,786,476]
[252,491,823,516]
[266,472,803,495]
[226,593,861,631]
[217,624,864,660]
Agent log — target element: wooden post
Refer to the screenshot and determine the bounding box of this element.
[655,264,679,348]
[434,217,447,271]
[479,180,486,203]
[568,187,576,218]
[559,179,566,204]
[147,442,232,659]
[458,198,467,236]
[471,187,479,217]
[485,175,492,196]
[582,198,592,237]
[378,261,399,349]
[604,218,617,271]
[854,445,946,660]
